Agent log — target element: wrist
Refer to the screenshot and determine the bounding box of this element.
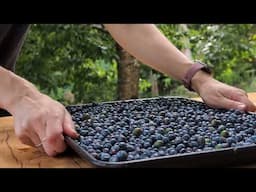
[182,61,212,92]
[191,70,213,94]
[8,83,41,115]
[0,67,40,114]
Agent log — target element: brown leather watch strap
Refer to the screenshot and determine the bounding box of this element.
[182,61,211,91]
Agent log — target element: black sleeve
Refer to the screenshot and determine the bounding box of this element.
[0,24,30,71]
[0,24,30,116]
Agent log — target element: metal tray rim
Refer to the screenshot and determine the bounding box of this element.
[65,96,203,108]
[65,136,256,168]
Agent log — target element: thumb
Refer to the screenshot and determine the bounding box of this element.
[215,97,246,111]
[63,110,79,138]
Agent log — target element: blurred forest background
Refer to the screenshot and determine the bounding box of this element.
[16,24,256,105]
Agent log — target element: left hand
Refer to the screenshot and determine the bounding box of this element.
[195,77,256,112]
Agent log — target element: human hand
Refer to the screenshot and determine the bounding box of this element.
[10,92,79,156]
[193,73,256,112]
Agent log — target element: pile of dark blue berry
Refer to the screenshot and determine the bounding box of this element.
[66,97,256,163]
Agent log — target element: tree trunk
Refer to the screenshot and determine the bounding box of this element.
[116,44,140,100]
[150,71,159,97]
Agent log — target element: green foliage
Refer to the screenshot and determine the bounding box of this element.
[16,24,117,104]
[16,24,256,103]
[141,24,256,97]
[139,78,151,95]
[166,85,198,98]
[240,77,256,92]
[188,24,256,85]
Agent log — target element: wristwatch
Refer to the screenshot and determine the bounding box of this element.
[182,61,212,92]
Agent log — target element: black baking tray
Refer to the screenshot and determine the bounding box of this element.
[65,96,256,168]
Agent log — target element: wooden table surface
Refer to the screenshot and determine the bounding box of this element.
[1,93,256,168]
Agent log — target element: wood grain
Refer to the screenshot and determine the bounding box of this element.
[0,93,256,168]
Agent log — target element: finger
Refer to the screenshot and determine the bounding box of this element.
[213,96,246,111]
[29,130,44,152]
[43,117,67,156]
[27,119,47,152]
[238,98,256,112]
[231,93,256,112]
[14,123,38,147]
[53,134,67,153]
[63,110,79,138]
[18,135,34,147]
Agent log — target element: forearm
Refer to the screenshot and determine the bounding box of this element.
[0,66,40,113]
[104,24,195,81]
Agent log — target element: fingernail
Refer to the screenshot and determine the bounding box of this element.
[72,130,80,137]
[237,104,246,110]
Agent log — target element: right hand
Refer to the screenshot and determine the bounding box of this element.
[10,92,79,156]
